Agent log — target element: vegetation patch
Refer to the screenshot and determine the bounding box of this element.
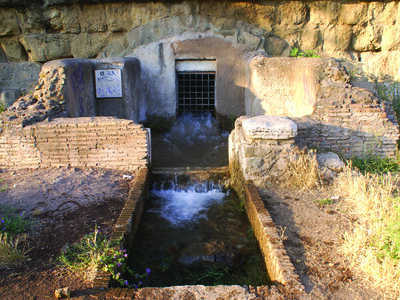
[283,149,321,189]
[289,47,320,58]
[58,226,150,288]
[351,156,400,174]
[0,104,5,114]
[336,165,400,297]
[0,205,32,268]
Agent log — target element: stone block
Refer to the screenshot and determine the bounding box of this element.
[44,6,80,34]
[71,33,111,58]
[0,8,21,36]
[276,1,307,25]
[79,4,107,33]
[16,9,45,34]
[322,24,352,52]
[309,1,340,25]
[21,34,71,61]
[381,26,400,51]
[105,3,134,32]
[338,3,369,25]
[263,34,289,57]
[0,38,28,62]
[351,25,382,51]
[242,116,298,140]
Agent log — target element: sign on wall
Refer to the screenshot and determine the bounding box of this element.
[95,69,122,98]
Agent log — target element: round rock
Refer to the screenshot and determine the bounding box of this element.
[242,115,297,140]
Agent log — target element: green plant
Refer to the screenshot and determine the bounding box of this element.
[0,205,33,234]
[0,104,5,114]
[336,165,400,297]
[351,156,400,175]
[315,198,334,206]
[58,226,150,288]
[0,233,30,267]
[289,47,320,58]
[0,180,6,192]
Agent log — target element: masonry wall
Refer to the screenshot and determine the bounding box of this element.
[0,117,149,171]
[296,88,400,158]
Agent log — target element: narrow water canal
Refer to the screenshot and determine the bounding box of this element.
[127,114,270,287]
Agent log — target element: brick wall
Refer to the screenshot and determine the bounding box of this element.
[296,100,399,158]
[0,117,149,171]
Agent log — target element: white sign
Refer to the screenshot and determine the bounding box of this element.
[95,69,122,98]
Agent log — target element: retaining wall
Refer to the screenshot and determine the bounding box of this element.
[0,117,150,171]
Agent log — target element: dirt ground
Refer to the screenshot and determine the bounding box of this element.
[0,167,386,299]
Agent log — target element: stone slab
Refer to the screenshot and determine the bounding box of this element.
[242,115,298,140]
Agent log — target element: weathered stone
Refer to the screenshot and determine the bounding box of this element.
[381,26,400,51]
[0,8,21,36]
[264,34,289,57]
[351,25,382,52]
[369,1,397,25]
[322,25,352,52]
[338,3,369,25]
[309,1,341,25]
[79,4,107,33]
[0,38,28,61]
[316,152,344,172]
[16,9,45,34]
[242,116,297,140]
[299,23,320,51]
[276,1,307,25]
[44,6,80,34]
[105,3,134,32]
[21,34,71,61]
[71,33,111,58]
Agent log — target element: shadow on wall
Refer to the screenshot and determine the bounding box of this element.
[296,122,398,158]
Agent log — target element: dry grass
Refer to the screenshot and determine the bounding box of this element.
[0,233,30,267]
[283,149,321,189]
[336,165,400,298]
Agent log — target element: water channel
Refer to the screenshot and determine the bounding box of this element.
[127,114,270,287]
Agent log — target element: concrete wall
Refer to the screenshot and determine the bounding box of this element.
[0,117,150,171]
[129,34,250,118]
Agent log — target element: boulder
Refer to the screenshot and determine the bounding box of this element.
[317,152,344,172]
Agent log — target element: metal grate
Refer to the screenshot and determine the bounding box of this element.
[177,72,215,115]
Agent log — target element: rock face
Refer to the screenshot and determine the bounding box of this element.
[0,0,399,82]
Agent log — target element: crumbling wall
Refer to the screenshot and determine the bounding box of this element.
[0,117,149,171]
[247,56,399,158]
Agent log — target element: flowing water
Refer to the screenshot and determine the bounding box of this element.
[151,113,229,168]
[127,114,269,287]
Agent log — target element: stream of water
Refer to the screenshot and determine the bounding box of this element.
[127,114,269,287]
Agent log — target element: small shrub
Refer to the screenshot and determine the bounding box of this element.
[289,47,320,58]
[284,150,321,189]
[351,156,400,174]
[315,198,334,206]
[0,233,30,267]
[0,104,5,114]
[0,205,33,234]
[58,226,150,288]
